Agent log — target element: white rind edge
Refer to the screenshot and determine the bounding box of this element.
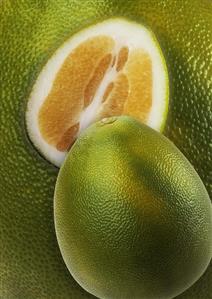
[26,18,169,167]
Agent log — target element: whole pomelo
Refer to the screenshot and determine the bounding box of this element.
[54,116,212,299]
[0,1,211,298]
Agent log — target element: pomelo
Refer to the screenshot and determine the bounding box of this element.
[0,1,211,298]
[54,116,212,299]
[26,19,168,166]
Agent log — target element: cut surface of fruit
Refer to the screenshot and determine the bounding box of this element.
[26,18,169,167]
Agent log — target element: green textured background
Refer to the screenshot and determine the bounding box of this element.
[0,1,211,298]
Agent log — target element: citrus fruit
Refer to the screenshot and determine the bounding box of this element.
[1,1,211,299]
[26,19,168,167]
[54,116,212,299]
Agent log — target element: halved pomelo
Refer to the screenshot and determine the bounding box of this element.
[26,18,169,167]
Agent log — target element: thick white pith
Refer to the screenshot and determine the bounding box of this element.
[26,18,169,167]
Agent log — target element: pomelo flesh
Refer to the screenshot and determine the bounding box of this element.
[26,19,169,167]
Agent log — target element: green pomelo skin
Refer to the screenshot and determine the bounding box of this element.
[0,1,211,298]
[54,116,212,299]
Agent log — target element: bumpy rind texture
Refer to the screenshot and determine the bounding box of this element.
[0,1,211,298]
[55,116,212,299]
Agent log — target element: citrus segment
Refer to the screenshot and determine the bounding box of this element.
[116,46,129,71]
[38,36,114,151]
[56,122,80,152]
[102,82,114,102]
[84,53,113,108]
[124,49,152,121]
[26,19,169,166]
[97,73,129,119]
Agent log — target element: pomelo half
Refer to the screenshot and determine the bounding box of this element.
[26,18,169,167]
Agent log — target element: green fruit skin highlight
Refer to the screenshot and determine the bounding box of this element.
[54,116,212,299]
[0,1,211,298]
